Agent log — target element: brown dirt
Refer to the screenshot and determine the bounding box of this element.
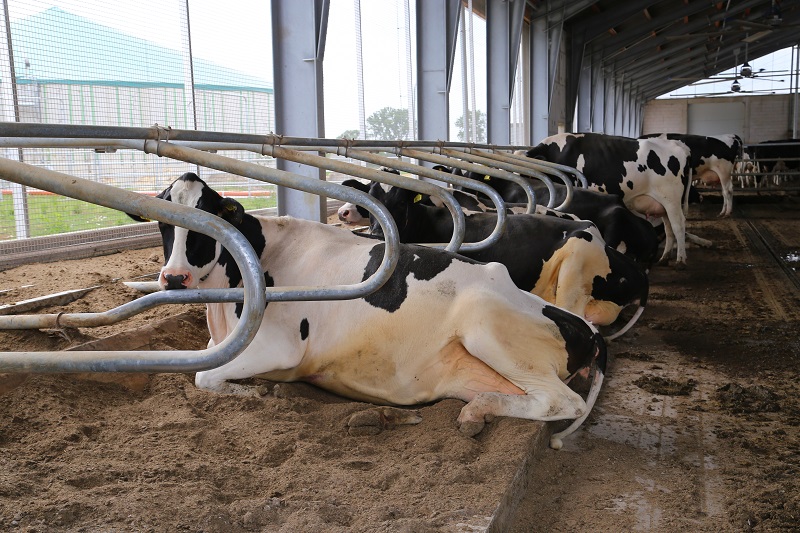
[1,193,799,532]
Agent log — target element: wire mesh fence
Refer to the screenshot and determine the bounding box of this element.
[0,0,276,247]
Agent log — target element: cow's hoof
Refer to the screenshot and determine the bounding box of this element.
[346,406,422,436]
[674,262,687,271]
[458,419,485,437]
[656,258,670,267]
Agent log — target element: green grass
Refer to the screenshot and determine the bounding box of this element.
[0,194,277,240]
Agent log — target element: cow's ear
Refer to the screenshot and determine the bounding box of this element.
[218,197,245,225]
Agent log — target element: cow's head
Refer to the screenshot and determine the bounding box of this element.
[128,172,244,290]
[337,179,371,224]
[366,182,429,241]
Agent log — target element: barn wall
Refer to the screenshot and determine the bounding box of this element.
[642,94,795,143]
[642,99,687,134]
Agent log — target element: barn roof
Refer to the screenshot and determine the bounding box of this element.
[10,7,273,92]
[524,0,800,105]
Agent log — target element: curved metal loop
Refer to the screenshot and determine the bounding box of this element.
[259,143,466,253]
[476,149,574,211]
[317,146,507,253]
[134,139,403,300]
[507,151,590,188]
[399,147,539,214]
[0,157,266,373]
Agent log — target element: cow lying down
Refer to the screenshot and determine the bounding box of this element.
[133,172,608,449]
[346,180,649,339]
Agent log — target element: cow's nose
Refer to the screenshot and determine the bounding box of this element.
[164,273,188,290]
[338,210,349,221]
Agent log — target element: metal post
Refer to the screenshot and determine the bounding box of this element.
[794,44,799,139]
[460,6,470,141]
[271,0,329,222]
[530,16,549,143]
[416,0,460,143]
[179,0,200,178]
[354,0,367,140]
[403,0,415,140]
[0,0,28,239]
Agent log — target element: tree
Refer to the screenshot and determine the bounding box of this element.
[455,110,487,143]
[338,129,361,140]
[366,107,409,140]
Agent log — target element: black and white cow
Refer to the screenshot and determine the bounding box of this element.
[751,139,799,187]
[639,133,742,217]
[336,179,371,224]
[362,181,649,337]
[131,172,607,448]
[447,168,659,266]
[526,133,692,268]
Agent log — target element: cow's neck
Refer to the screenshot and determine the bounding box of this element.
[212,212,267,289]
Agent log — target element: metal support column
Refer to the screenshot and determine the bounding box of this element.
[592,59,605,133]
[604,76,615,135]
[486,0,525,145]
[416,0,461,143]
[576,58,592,132]
[271,0,329,221]
[530,15,549,143]
[0,0,28,240]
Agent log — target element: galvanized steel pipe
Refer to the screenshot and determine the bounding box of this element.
[0,157,266,373]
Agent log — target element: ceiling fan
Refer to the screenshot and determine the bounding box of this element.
[673,45,786,86]
[665,0,800,41]
[682,49,784,96]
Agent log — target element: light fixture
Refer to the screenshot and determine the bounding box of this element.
[741,62,753,77]
[731,79,741,92]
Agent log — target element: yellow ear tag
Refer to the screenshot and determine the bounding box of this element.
[484,175,491,181]
[413,194,423,203]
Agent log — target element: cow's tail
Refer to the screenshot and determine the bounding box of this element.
[550,334,607,450]
[604,304,645,342]
[682,165,692,217]
[602,263,649,342]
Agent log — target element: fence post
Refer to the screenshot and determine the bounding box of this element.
[0,0,29,239]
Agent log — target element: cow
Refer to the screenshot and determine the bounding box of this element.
[751,139,800,174]
[526,133,693,269]
[751,139,799,187]
[336,179,371,224]
[446,168,659,266]
[639,133,742,217]
[130,172,607,449]
[359,181,649,339]
[734,150,760,188]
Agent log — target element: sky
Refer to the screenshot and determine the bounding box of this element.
[6,0,796,131]
[6,0,488,140]
[659,45,798,98]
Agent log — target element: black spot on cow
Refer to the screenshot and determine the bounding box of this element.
[626,180,634,190]
[667,155,681,176]
[637,164,647,173]
[590,247,649,310]
[235,271,274,319]
[219,214,267,289]
[647,150,667,176]
[300,318,310,340]
[541,305,606,375]
[361,243,478,312]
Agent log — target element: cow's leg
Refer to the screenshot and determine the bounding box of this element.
[686,232,713,248]
[456,375,587,437]
[658,217,676,265]
[663,203,687,269]
[720,176,734,217]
